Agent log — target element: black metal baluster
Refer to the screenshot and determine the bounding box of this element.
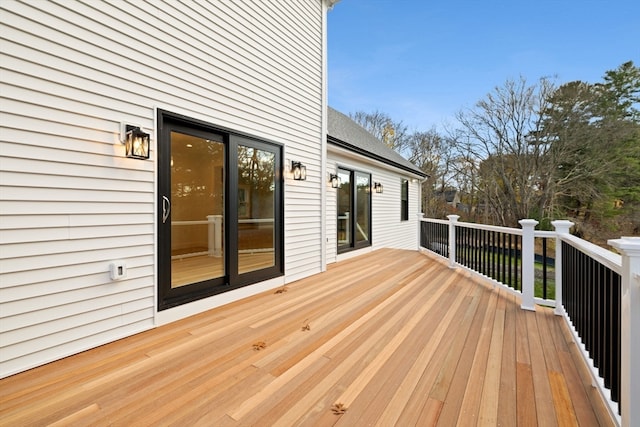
[542,237,548,299]
[490,231,496,280]
[612,270,621,411]
[514,235,520,291]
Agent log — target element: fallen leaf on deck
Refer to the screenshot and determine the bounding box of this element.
[331,403,347,415]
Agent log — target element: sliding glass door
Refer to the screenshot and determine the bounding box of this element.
[337,168,371,253]
[158,111,283,310]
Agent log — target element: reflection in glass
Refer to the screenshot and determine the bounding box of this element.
[355,173,370,243]
[401,179,409,221]
[170,132,224,287]
[237,145,275,274]
[337,169,352,248]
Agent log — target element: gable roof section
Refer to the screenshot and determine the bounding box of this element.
[327,107,427,177]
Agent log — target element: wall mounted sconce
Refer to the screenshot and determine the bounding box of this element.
[291,161,306,181]
[329,173,341,188]
[374,182,384,193]
[121,124,150,159]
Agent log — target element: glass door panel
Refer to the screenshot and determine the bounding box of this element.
[237,145,275,274]
[355,172,370,244]
[170,131,225,287]
[337,169,352,250]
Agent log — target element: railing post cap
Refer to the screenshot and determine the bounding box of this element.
[552,220,574,234]
[447,215,460,222]
[608,236,640,255]
[551,219,574,227]
[518,219,539,227]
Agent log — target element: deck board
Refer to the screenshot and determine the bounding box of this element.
[477,289,505,425]
[435,287,491,426]
[527,310,558,426]
[0,249,614,426]
[497,291,519,425]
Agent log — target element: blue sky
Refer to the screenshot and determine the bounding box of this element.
[327,0,640,131]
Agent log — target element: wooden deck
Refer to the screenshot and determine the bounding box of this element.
[0,249,613,426]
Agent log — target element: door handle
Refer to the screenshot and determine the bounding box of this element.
[162,196,171,223]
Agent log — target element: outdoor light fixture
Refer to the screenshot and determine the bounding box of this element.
[374,182,383,193]
[329,173,340,188]
[121,124,150,159]
[291,161,306,181]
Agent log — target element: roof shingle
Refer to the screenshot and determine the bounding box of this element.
[327,107,427,177]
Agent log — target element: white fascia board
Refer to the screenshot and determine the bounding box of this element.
[327,144,424,179]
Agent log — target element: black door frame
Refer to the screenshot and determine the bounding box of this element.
[157,110,284,310]
[228,135,284,288]
[337,167,372,254]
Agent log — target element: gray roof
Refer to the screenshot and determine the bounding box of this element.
[327,107,427,177]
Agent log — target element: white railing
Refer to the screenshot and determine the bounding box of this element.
[172,216,274,259]
[338,212,350,244]
[419,215,639,427]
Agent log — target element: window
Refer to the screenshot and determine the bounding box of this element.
[337,168,371,253]
[401,179,409,221]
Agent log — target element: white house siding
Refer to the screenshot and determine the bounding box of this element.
[326,146,422,264]
[0,0,325,378]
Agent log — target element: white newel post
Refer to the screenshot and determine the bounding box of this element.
[447,215,460,269]
[207,215,223,257]
[417,212,424,251]
[551,220,574,316]
[607,236,640,427]
[519,219,538,311]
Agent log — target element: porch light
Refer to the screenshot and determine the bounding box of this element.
[121,124,150,159]
[329,173,340,188]
[374,182,383,193]
[291,161,306,180]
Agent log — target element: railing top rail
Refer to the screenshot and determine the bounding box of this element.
[420,218,449,225]
[560,233,622,274]
[173,218,274,225]
[420,217,524,234]
[172,220,210,226]
[454,220,522,235]
[534,230,556,238]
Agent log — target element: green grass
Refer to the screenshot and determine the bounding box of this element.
[534,263,556,300]
[456,253,556,300]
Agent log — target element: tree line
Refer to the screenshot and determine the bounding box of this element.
[351,61,640,245]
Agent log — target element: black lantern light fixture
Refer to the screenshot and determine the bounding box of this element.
[329,173,340,188]
[374,182,383,193]
[121,124,150,159]
[291,161,306,181]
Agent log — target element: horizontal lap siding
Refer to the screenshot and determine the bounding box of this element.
[0,0,323,377]
[326,158,339,264]
[374,170,421,250]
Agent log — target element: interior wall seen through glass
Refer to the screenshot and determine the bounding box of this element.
[170,132,225,287]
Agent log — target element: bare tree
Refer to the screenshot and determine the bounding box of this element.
[446,133,482,220]
[404,129,453,217]
[454,76,558,226]
[350,110,410,152]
